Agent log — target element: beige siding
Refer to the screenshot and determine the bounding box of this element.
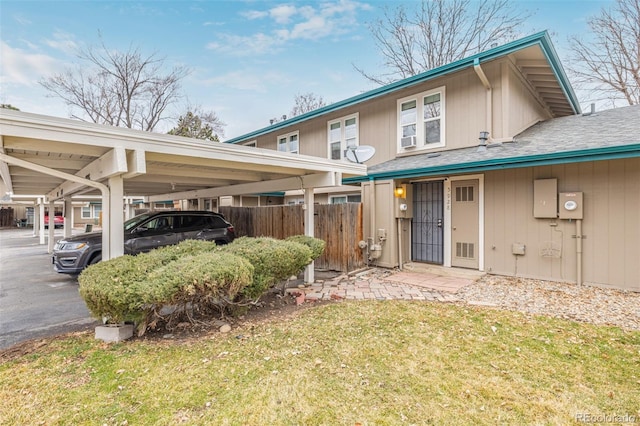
[361,179,405,268]
[506,63,552,135]
[484,158,640,291]
[248,59,550,168]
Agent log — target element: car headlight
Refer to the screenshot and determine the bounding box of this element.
[61,242,87,250]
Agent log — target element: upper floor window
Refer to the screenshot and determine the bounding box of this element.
[244,140,257,148]
[397,87,445,151]
[328,114,359,160]
[277,131,299,154]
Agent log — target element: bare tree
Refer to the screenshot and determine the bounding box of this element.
[355,0,530,84]
[569,0,640,105]
[168,106,225,142]
[290,92,327,117]
[40,40,188,131]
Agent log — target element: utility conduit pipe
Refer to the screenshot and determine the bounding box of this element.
[576,219,583,286]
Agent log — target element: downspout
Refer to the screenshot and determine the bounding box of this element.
[369,177,376,263]
[397,217,403,270]
[0,153,111,259]
[474,58,493,139]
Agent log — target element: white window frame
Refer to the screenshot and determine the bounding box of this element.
[330,194,362,204]
[243,140,257,147]
[277,131,299,154]
[81,204,102,219]
[397,86,445,152]
[327,113,359,160]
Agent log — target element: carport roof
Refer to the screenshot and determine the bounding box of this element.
[0,109,366,201]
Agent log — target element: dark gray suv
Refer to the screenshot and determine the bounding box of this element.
[52,211,235,274]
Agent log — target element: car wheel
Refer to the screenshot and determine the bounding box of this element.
[89,254,102,265]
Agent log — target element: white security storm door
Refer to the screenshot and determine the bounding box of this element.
[412,181,444,264]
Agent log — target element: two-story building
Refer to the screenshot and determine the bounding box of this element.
[225,31,639,292]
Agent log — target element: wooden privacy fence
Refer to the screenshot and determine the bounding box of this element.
[220,203,364,272]
[0,207,15,227]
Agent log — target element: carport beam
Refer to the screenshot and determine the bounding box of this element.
[0,152,111,260]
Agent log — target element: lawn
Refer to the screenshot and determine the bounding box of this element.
[1,301,638,425]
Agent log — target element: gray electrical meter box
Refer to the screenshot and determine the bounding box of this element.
[558,192,583,219]
[533,179,558,218]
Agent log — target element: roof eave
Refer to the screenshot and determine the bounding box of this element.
[343,144,640,183]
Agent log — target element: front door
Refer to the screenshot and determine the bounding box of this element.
[412,181,444,264]
[451,179,479,269]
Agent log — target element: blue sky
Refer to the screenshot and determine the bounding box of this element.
[0,0,613,139]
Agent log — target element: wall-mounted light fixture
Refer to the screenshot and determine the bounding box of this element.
[394,186,405,198]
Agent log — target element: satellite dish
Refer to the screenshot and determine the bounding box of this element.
[345,145,376,164]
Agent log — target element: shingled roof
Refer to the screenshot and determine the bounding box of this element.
[344,104,640,183]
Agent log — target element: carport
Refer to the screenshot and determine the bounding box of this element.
[0,109,366,282]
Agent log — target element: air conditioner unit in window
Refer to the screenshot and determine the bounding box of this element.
[401,135,417,148]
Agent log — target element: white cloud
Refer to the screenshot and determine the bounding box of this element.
[206,32,285,56]
[242,10,268,20]
[199,69,287,93]
[0,41,60,86]
[12,13,32,26]
[269,4,298,24]
[207,0,372,55]
[43,30,79,55]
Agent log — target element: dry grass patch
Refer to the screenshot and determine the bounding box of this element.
[1,301,639,425]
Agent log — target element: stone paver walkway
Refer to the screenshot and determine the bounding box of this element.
[288,268,477,304]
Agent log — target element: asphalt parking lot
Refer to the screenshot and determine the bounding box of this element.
[0,228,96,350]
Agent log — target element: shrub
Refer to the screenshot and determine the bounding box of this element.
[78,255,150,324]
[223,237,313,300]
[148,252,253,309]
[77,237,317,335]
[285,235,326,260]
[78,239,223,325]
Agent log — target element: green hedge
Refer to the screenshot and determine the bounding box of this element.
[77,236,324,334]
[78,239,225,325]
[147,252,253,308]
[222,237,313,299]
[285,235,326,260]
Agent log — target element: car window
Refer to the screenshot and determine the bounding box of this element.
[176,215,208,231]
[125,213,153,231]
[142,216,174,231]
[210,216,228,229]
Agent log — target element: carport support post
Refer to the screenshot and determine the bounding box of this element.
[107,175,124,259]
[38,198,45,244]
[32,199,40,237]
[303,188,315,284]
[124,198,135,220]
[47,200,55,253]
[63,199,73,238]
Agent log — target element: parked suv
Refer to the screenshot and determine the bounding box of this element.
[52,211,235,274]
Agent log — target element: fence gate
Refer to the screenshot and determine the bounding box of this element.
[220,203,364,272]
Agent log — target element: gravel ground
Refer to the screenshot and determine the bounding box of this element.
[456,275,640,331]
